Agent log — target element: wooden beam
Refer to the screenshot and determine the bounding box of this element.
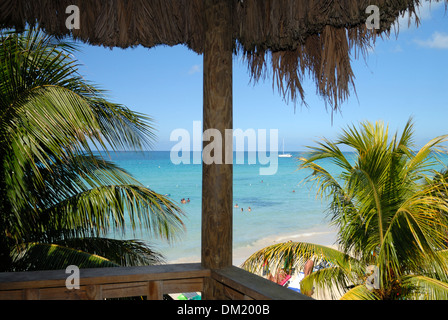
[201,0,233,275]
[0,264,210,300]
[0,264,314,300]
[212,267,313,300]
[0,263,209,290]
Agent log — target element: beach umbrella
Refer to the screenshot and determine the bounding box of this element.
[0,0,443,299]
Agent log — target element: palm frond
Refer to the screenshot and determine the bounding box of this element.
[6,85,103,183]
[54,237,166,266]
[241,241,361,276]
[401,275,448,300]
[301,266,355,300]
[0,29,185,273]
[89,98,157,151]
[292,118,448,299]
[11,242,119,271]
[38,185,185,243]
[405,135,448,177]
[340,284,381,300]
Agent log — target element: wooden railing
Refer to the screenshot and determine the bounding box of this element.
[0,263,310,300]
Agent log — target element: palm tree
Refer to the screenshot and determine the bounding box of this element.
[242,119,448,299]
[0,29,184,271]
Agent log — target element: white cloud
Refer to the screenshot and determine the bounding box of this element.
[188,64,201,75]
[415,32,448,49]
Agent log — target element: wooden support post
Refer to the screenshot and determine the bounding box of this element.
[201,0,233,299]
[148,281,163,300]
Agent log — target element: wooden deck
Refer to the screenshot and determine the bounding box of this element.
[0,264,311,300]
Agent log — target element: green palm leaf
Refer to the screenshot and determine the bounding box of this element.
[54,238,166,267]
[401,275,448,300]
[0,29,185,272]
[340,285,381,300]
[40,185,184,242]
[243,118,448,299]
[11,242,119,271]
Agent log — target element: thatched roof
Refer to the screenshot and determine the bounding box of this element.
[0,0,445,109]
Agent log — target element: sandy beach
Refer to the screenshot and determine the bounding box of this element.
[232,224,338,267]
[167,223,342,299]
[167,223,338,267]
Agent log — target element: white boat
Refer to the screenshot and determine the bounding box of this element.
[279,139,292,158]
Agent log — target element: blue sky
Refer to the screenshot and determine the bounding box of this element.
[76,2,448,151]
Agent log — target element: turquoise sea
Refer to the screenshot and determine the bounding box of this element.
[102,151,447,265]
